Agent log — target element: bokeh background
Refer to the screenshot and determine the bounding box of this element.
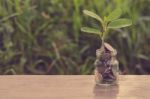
[0,0,150,75]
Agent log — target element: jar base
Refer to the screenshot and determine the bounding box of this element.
[96,82,118,86]
[95,80,118,86]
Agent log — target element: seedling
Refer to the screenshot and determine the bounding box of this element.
[81,8,132,45]
[81,8,132,85]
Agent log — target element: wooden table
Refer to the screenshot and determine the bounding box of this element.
[0,75,149,99]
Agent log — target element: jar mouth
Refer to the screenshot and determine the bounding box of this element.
[96,42,117,57]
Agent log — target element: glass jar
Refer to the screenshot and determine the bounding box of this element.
[94,43,119,86]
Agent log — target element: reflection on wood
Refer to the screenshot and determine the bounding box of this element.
[93,85,119,99]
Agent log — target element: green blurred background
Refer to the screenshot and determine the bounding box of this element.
[0,0,150,75]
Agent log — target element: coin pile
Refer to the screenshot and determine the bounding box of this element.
[95,43,118,85]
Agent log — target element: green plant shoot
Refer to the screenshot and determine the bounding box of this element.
[81,8,132,43]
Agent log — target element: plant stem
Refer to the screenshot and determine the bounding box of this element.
[101,20,109,40]
[99,19,109,48]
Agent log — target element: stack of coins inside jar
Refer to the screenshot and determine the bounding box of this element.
[94,43,119,85]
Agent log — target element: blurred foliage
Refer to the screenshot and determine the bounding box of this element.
[0,0,150,75]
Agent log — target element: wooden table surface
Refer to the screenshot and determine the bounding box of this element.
[0,75,149,99]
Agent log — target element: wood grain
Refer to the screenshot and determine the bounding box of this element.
[0,75,149,99]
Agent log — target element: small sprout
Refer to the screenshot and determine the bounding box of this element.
[81,8,132,45]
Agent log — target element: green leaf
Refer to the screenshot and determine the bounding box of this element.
[108,18,132,29]
[106,8,122,22]
[83,10,102,22]
[81,27,101,35]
